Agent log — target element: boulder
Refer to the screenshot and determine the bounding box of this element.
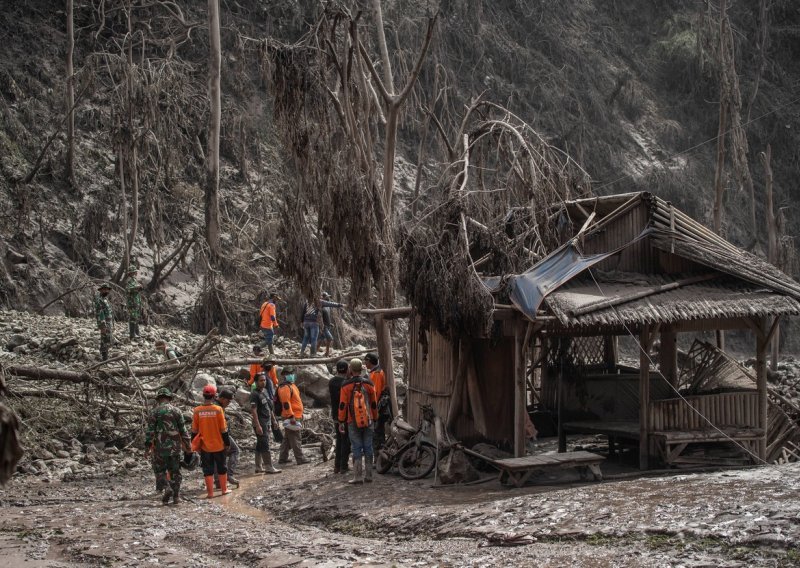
[37,449,55,461]
[191,373,216,393]
[8,334,27,349]
[438,448,480,485]
[234,387,252,408]
[295,365,332,407]
[55,450,71,459]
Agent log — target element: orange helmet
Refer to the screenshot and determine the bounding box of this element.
[202,384,217,397]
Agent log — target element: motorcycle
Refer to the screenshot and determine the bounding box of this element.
[375,403,438,480]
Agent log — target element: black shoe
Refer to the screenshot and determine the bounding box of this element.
[161,486,173,505]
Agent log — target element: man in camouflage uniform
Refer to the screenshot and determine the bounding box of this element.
[145,387,191,505]
[126,266,143,340]
[94,283,114,361]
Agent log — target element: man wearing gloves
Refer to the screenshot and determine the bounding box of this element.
[276,366,309,465]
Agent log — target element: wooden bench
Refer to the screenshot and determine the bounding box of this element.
[651,428,765,465]
[463,449,605,488]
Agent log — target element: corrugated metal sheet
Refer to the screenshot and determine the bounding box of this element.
[544,277,800,328]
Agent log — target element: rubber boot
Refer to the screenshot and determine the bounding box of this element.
[348,457,363,484]
[171,480,181,505]
[254,451,264,473]
[364,456,373,483]
[262,452,282,474]
[228,473,240,487]
[161,485,173,505]
[129,322,136,340]
[100,348,108,361]
[268,344,274,355]
[219,473,232,495]
[134,322,140,338]
[204,475,215,498]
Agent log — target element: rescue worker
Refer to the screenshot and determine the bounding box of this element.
[94,283,114,361]
[125,266,143,340]
[191,384,232,498]
[250,374,282,474]
[276,366,309,465]
[247,346,277,398]
[328,359,351,474]
[317,292,345,357]
[299,296,344,357]
[155,339,181,361]
[257,293,280,354]
[214,390,240,487]
[338,358,378,484]
[364,353,391,453]
[144,387,191,505]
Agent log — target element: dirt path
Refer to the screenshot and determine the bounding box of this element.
[2,458,799,566]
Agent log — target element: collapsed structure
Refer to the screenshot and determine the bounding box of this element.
[402,192,800,469]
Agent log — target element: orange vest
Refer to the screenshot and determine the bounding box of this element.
[369,367,386,396]
[248,363,262,386]
[277,383,303,419]
[338,378,378,424]
[268,367,278,388]
[191,403,228,453]
[259,301,278,329]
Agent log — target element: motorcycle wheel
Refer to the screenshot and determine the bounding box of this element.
[375,450,392,474]
[397,442,436,480]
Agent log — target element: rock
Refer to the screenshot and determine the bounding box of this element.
[437,449,480,485]
[12,344,29,355]
[234,387,252,408]
[55,450,71,459]
[37,449,55,460]
[6,334,27,351]
[31,459,48,472]
[191,373,217,393]
[295,365,332,407]
[104,446,120,455]
[56,338,78,350]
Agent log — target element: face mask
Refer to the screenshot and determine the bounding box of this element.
[285,374,296,383]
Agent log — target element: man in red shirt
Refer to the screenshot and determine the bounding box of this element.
[191,385,231,498]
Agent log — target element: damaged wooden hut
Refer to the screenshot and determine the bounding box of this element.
[402,191,800,469]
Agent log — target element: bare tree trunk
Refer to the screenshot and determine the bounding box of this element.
[371,0,395,93]
[65,0,75,187]
[761,144,779,371]
[713,0,728,352]
[205,0,222,261]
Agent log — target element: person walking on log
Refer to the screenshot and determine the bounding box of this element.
[338,358,378,484]
[250,374,282,474]
[94,283,114,361]
[191,384,232,498]
[329,359,351,474]
[276,366,309,465]
[318,292,345,357]
[300,296,344,357]
[145,387,191,505]
[125,266,143,341]
[257,293,280,355]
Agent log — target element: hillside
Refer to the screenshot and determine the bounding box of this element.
[0,0,799,331]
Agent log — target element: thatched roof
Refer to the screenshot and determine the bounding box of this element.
[545,273,800,328]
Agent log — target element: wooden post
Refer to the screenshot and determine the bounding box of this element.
[639,325,651,470]
[513,317,526,457]
[603,335,618,369]
[375,314,399,419]
[755,317,768,461]
[659,327,678,387]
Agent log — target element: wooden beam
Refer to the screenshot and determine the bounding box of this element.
[639,325,651,470]
[755,317,768,461]
[513,316,527,457]
[358,306,412,319]
[659,326,678,388]
[375,315,400,418]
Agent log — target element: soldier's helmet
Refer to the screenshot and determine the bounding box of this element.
[127,266,138,274]
[156,387,173,399]
[98,283,112,291]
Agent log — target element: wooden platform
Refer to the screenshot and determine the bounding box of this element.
[651,428,765,465]
[464,449,605,488]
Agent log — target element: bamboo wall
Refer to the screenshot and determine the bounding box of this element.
[407,316,515,444]
[648,391,760,431]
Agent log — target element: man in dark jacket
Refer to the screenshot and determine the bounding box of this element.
[299,295,345,357]
[328,359,351,473]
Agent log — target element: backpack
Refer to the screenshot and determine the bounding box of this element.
[349,381,372,429]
